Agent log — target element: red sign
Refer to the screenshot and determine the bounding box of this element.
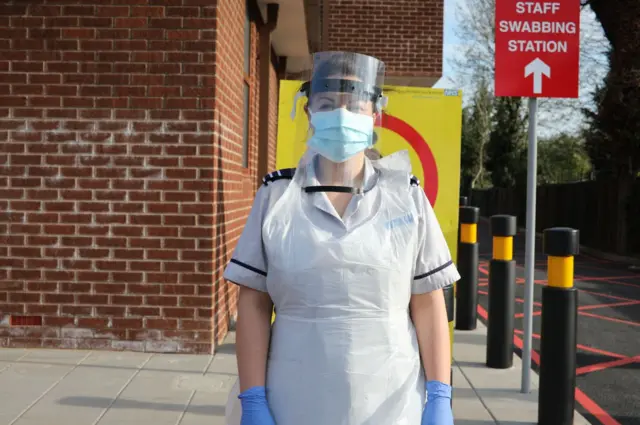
[495,0,580,98]
[380,113,439,207]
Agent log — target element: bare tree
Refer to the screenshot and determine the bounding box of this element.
[460,77,493,194]
[449,0,611,136]
[450,0,496,88]
[470,80,493,189]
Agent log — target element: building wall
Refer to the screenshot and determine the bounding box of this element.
[0,1,278,352]
[324,0,444,80]
[267,62,280,172]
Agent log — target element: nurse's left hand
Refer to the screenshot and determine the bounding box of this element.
[238,386,277,425]
[422,380,454,425]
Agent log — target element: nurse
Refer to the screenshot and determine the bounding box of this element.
[223,51,459,425]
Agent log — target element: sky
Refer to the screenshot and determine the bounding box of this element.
[433,0,463,90]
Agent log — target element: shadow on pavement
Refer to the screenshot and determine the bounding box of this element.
[215,341,236,355]
[56,396,226,416]
[454,360,487,369]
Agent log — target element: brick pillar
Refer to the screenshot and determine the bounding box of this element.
[324,0,444,87]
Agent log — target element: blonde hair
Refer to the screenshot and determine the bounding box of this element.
[364,148,382,160]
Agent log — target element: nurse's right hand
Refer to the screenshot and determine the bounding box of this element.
[238,386,277,425]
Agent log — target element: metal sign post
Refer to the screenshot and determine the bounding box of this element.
[494,0,581,394]
[521,97,538,393]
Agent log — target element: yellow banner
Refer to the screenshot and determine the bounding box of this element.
[276,81,463,259]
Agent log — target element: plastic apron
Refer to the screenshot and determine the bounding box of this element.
[260,150,425,425]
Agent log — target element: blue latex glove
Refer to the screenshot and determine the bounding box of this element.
[422,380,454,425]
[238,386,277,425]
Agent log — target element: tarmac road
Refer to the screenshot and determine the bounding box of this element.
[475,218,640,425]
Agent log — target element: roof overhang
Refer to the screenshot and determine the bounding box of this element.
[258,0,312,74]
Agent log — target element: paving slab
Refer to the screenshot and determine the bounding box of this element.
[11,351,148,425]
[91,367,199,425]
[453,322,590,425]
[451,363,496,424]
[179,386,229,425]
[0,323,593,425]
[0,349,91,425]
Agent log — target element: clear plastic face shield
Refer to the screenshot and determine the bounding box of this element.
[289,52,388,193]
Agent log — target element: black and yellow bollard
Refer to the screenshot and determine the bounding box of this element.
[455,206,479,330]
[486,215,517,369]
[538,227,579,425]
[457,197,468,262]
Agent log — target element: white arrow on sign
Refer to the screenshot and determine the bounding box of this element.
[524,58,551,94]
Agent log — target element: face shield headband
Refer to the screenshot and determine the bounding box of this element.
[290,79,389,120]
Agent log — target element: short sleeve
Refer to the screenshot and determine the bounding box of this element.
[223,186,270,293]
[412,189,461,295]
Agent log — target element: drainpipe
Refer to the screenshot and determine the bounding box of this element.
[257,3,280,187]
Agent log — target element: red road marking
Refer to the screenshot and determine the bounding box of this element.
[579,300,640,311]
[478,266,640,306]
[513,332,541,364]
[576,356,640,376]
[514,311,541,319]
[578,347,628,360]
[514,279,548,285]
[512,329,627,359]
[579,311,640,327]
[575,264,631,274]
[498,262,640,288]
[575,275,640,281]
[602,280,640,289]
[515,297,542,307]
[478,266,547,285]
[594,279,640,290]
[477,290,542,308]
[576,345,628,360]
[475,305,623,425]
[514,329,537,338]
[575,388,623,425]
[579,289,638,303]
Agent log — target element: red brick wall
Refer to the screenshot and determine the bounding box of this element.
[324,0,444,79]
[210,0,272,345]
[0,1,278,352]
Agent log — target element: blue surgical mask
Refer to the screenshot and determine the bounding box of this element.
[307,108,375,163]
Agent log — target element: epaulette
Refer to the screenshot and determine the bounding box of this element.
[262,168,296,186]
[410,175,420,187]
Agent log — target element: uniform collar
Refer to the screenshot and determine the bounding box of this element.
[304,154,377,192]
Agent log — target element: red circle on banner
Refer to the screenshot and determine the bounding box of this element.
[380,112,439,206]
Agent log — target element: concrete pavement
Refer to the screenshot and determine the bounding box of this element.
[0,320,589,425]
[0,337,237,425]
[452,322,589,425]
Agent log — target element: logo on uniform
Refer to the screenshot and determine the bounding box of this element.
[384,213,415,230]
